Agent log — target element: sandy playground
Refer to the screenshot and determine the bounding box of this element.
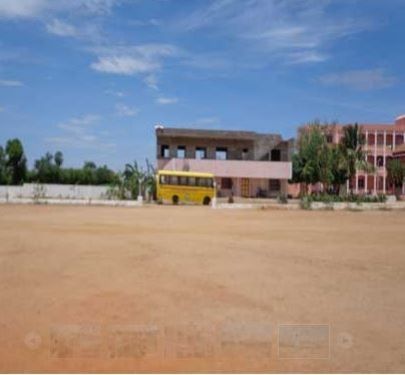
[0,204,404,372]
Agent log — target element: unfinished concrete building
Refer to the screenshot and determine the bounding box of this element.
[156,126,293,198]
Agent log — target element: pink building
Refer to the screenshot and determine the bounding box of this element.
[304,115,405,195]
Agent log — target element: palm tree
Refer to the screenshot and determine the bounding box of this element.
[123,160,156,199]
[387,159,404,198]
[340,124,372,193]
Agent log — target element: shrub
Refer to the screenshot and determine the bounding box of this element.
[277,193,288,204]
[308,193,387,204]
[300,195,312,209]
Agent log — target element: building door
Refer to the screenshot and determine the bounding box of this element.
[241,178,250,197]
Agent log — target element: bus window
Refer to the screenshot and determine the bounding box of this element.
[188,177,196,186]
[170,175,178,185]
[160,175,169,184]
[197,178,212,187]
[179,176,188,185]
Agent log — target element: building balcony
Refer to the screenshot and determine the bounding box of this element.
[157,158,292,179]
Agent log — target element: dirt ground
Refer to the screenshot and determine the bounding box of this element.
[0,204,404,373]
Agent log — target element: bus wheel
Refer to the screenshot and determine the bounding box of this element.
[203,196,211,206]
[172,195,179,205]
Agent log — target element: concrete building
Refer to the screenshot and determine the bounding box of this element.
[155,126,293,198]
[299,115,405,195]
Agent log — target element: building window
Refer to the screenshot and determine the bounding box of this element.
[161,145,169,158]
[326,134,333,143]
[358,177,365,189]
[242,148,249,160]
[271,149,281,161]
[221,178,233,189]
[196,147,207,159]
[215,147,228,160]
[269,179,281,191]
[177,146,186,158]
[377,156,384,167]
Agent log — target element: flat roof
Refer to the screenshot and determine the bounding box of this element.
[155,127,281,140]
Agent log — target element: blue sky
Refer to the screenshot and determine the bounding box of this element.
[0,0,404,170]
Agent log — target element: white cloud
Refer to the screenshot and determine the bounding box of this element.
[0,0,119,19]
[91,55,158,75]
[156,96,178,105]
[0,79,24,87]
[144,74,159,90]
[0,0,47,18]
[179,0,234,31]
[175,0,371,65]
[46,114,115,150]
[115,103,138,117]
[319,69,396,91]
[90,44,178,76]
[286,51,328,65]
[46,19,77,37]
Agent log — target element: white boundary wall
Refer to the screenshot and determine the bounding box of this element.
[0,183,110,200]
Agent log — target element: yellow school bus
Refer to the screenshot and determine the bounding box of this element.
[156,170,216,205]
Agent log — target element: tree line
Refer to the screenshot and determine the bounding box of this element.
[291,122,405,197]
[0,138,156,199]
[0,138,119,185]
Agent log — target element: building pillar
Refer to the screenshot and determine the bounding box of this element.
[393,131,396,150]
[355,171,358,194]
[374,131,377,195]
[383,131,386,194]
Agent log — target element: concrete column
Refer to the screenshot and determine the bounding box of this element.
[383,131,386,194]
[365,130,368,193]
[364,173,368,194]
[355,171,358,194]
[374,131,377,195]
[393,131,396,150]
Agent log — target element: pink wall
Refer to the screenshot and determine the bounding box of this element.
[157,158,292,179]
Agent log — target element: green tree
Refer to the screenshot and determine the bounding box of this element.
[54,151,63,168]
[339,123,370,192]
[5,138,27,185]
[329,146,349,194]
[33,152,54,183]
[121,160,156,199]
[0,146,10,184]
[387,159,404,198]
[292,123,327,194]
[95,165,119,185]
[81,161,97,184]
